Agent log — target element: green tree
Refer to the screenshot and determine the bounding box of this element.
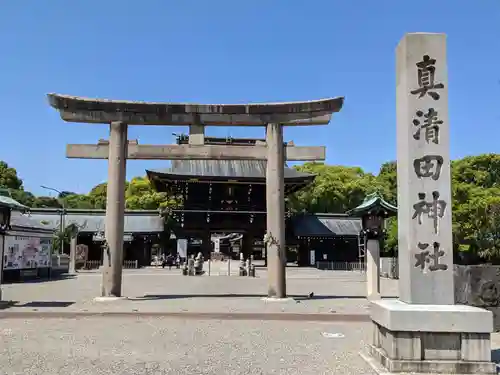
[383,217,398,255]
[125,176,179,210]
[32,196,62,208]
[63,194,95,209]
[289,163,384,213]
[58,191,77,198]
[376,161,398,204]
[10,189,36,207]
[88,182,108,209]
[0,161,23,190]
[452,154,500,189]
[450,154,500,260]
[473,200,500,262]
[52,223,82,254]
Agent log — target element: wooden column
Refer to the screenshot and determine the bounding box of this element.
[242,233,254,259]
[102,121,128,297]
[266,123,286,298]
[202,231,212,259]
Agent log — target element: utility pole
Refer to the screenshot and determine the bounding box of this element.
[40,185,65,254]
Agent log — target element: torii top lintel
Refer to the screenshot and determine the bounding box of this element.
[47,94,344,126]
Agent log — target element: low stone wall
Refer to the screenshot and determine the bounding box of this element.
[454,264,500,331]
[380,257,398,279]
[50,254,70,276]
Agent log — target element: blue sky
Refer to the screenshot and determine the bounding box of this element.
[1,0,499,196]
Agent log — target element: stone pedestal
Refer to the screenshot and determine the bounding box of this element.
[361,300,496,374]
[366,239,381,300]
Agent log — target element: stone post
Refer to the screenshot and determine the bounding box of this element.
[366,238,380,300]
[265,123,286,298]
[69,236,77,274]
[102,121,127,297]
[0,233,4,301]
[362,33,495,375]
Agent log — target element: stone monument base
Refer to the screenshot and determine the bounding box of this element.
[361,299,496,374]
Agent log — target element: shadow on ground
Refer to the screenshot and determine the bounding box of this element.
[134,293,397,301]
[0,301,75,310]
[3,274,77,284]
[0,301,18,310]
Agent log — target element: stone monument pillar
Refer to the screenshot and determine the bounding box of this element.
[361,33,495,374]
[102,121,128,298]
[266,123,286,298]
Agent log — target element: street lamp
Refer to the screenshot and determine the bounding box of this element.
[40,185,65,255]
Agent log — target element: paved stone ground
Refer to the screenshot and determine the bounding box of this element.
[0,267,398,315]
[0,317,375,375]
[1,269,500,373]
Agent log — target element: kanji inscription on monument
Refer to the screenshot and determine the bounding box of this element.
[412,108,442,144]
[396,33,454,305]
[414,241,448,272]
[413,155,443,180]
[410,55,445,100]
[412,191,447,234]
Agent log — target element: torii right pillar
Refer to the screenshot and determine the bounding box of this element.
[266,123,286,298]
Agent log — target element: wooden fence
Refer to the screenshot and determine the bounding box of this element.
[82,260,139,270]
[315,261,366,272]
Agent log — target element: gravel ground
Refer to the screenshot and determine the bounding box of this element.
[0,268,398,315]
[2,270,500,374]
[0,317,375,375]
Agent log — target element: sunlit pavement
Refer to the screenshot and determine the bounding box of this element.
[0,317,375,375]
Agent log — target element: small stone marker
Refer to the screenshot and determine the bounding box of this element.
[187,257,195,276]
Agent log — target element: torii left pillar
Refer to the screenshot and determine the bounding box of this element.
[266,123,286,298]
[102,121,128,297]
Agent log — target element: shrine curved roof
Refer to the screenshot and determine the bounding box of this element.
[26,209,164,234]
[292,213,362,238]
[47,94,344,125]
[9,211,55,233]
[0,189,28,211]
[346,192,397,217]
[146,160,315,182]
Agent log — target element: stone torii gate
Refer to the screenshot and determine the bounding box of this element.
[47,94,344,299]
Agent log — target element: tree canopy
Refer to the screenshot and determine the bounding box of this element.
[0,161,23,190]
[287,154,500,263]
[2,154,500,262]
